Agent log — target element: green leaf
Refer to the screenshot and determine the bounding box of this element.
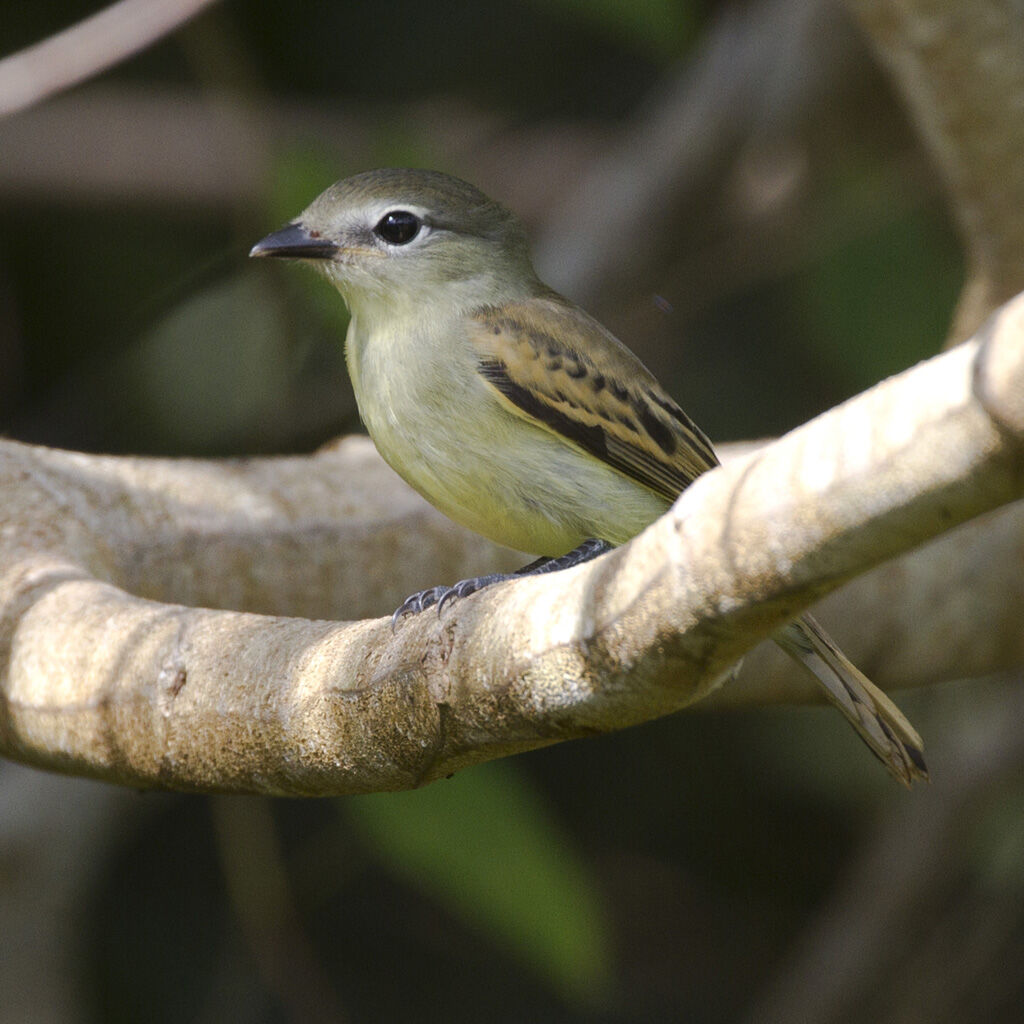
[346,761,612,1007]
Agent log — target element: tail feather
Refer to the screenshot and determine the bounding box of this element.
[775,615,928,787]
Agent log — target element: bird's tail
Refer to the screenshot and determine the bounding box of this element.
[775,614,929,787]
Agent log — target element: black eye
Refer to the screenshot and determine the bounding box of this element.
[374,210,421,245]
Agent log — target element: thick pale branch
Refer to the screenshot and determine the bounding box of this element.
[706,497,1024,707]
[1,294,1022,793]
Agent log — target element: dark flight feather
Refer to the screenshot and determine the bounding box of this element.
[470,297,718,503]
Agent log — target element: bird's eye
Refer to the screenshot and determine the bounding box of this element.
[374,211,422,245]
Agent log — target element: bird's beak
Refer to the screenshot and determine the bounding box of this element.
[249,223,339,260]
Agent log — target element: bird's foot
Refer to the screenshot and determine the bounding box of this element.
[391,538,612,627]
[391,573,518,627]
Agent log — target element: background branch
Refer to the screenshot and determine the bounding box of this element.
[533,0,839,303]
[744,676,1024,1023]
[846,0,1024,343]
[0,0,221,117]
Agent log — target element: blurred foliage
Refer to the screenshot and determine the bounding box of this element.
[794,192,962,390]
[535,0,699,58]
[969,782,1024,894]
[3,0,1021,1023]
[347,762,611,1007]
[120,274,291,451]
[231,0,665,116]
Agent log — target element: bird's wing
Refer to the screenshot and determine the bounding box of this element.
[468,296,719,502]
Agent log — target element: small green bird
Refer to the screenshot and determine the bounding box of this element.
[251,168,927,786]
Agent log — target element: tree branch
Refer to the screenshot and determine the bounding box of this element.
[2,293,1022,794]
[0,0,221,118]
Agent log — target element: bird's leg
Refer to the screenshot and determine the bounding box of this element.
[509,537,612,578]
[392,538,612,625]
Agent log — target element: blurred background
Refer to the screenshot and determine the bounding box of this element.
[2,1,1022,1022]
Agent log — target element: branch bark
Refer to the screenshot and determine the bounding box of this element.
[2,294,1022,794]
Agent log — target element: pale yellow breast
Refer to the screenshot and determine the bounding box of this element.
[345,312,668,555]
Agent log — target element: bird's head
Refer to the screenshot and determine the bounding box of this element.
[250,169,539,317]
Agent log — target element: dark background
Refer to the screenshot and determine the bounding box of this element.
[3,2,1020,1023]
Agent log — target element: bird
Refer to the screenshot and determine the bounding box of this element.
[250,168,928,786]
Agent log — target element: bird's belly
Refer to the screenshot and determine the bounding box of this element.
[369,401,669,555]
[349,318,670,556]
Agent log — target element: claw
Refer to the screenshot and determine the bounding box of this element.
[391,585,448,629]
[436,576,491,615]
[435,586,460,616]
[390,539,613,627]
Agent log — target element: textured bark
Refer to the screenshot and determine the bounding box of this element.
[2,295,1022,794]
